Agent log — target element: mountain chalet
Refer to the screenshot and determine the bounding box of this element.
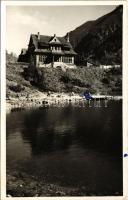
[18,32,77,68]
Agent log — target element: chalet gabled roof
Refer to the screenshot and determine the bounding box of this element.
[49,35,61,44]
[30,34,74,49]
[28,34,77,55]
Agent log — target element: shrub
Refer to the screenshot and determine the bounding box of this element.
[22,65,122,95]
[9,84,25,93]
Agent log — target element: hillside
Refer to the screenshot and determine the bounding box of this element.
[6,59,122,100]
[6,52,38,99]
[24,66,122,95]
[68,6,122,65]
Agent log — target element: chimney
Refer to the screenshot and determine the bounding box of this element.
[54,34,56,37]
[37,32,40,40]
[65,32,69,42]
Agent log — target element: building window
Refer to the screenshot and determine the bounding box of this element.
[51,46,61,51]
[42,56,44,62]
[39,55,46,63]
[69,58,72,63]
[39,55,42,62]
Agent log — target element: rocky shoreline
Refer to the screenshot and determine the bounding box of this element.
[6,91,122,113]
[6,92,83,113]
[7,170,90,197]
[7,169,121,197]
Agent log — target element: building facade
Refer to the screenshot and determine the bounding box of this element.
[19,32,77,67]
[18,49,28,63]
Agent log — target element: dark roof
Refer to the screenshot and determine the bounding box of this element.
[64,49,76,55]
[31,34,74,49]
[30,34,77,55]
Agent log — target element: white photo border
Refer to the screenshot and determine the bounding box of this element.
[1,1,128,200]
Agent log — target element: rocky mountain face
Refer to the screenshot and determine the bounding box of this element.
[68,6,122,65]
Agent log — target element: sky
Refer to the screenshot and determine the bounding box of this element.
[6,5,117,56]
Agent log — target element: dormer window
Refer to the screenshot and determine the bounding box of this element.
[51,46,61,51]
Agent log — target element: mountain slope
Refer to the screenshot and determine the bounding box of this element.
[69,21,95,49]
[68,6,122,65]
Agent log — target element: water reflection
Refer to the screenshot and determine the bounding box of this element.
[20,107,73,154]
[6,101,122,195]
[7,102,122,156]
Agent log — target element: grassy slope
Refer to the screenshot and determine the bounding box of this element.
[6,62,38,98]
[25,66,122,95]
[6,51,122,97]
[6,62,122,97]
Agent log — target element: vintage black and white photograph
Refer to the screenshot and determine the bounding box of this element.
[3,1,124,197]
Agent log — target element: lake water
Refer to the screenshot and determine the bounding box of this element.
[6,100,123,196]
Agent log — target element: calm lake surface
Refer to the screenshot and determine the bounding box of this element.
[6,100,123,196]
